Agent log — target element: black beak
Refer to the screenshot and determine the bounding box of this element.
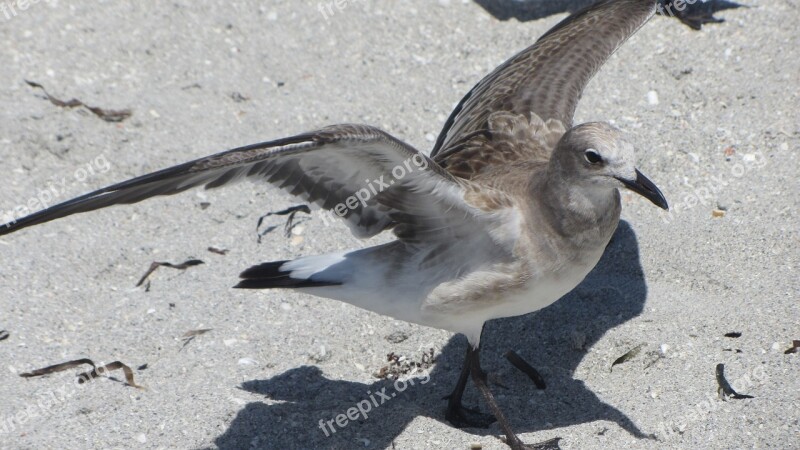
[616,169,669,210]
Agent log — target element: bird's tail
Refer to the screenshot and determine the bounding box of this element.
[234,254,347,290]
[233,244,428,327]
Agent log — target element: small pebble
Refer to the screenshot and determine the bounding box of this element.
[647,90,659,105]
[385,331,408,344]
[309,345,331,363]
[650,390,659,399]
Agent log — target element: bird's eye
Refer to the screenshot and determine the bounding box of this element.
[584,149,602,164]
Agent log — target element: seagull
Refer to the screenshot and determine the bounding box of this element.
[1,0,669,448]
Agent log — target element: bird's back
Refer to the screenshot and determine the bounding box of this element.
[434,111,566,186]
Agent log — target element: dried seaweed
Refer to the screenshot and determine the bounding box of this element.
[611,343,645,371]
[373,349,435,379]
[20,358,142,388]
[180,328,213,351]
[136,259,205,287]
[25,80,132,122]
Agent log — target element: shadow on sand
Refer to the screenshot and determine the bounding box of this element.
[473,0,744,29]
[474,0,591,22]
[210,220,656,449]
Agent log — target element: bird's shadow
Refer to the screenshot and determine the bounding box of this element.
[210,220,656,449]
[473,0,744,29]
[473,0,589,21]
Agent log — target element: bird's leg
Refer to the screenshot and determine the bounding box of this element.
[469,345,562,450]
[444,345,497,428]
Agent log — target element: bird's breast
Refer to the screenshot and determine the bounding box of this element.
[492,243,607,321]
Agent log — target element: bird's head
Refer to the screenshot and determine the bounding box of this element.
[550,122,668,210]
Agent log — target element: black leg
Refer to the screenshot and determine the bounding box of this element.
[444,345,496,428]
[468,345,562,450]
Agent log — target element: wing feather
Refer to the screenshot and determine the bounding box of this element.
[432,0,657,170]
[0,124,509,243]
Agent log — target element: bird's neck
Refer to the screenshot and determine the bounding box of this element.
[537,168,621,244]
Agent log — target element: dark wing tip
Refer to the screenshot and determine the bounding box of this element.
[235,260,341,289]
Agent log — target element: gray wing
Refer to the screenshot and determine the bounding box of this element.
[0,124,505,241]
[431,0,657,160]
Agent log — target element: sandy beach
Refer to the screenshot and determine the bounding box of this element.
[0,1,797,448]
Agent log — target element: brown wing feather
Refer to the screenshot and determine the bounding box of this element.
[432,0,657,169]
[435,111,566,180]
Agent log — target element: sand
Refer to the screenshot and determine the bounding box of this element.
[0,1,797,449]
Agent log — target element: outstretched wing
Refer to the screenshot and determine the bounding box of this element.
[0,124,508,241]
[431,0,657,164]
